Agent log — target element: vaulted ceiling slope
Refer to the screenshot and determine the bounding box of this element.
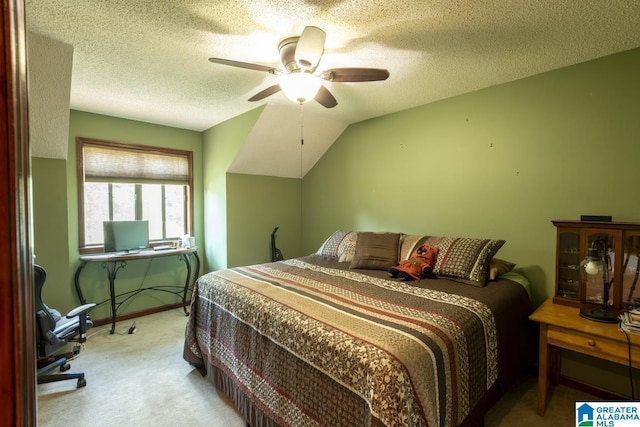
[228,104,348,178]
[25,1,640,174]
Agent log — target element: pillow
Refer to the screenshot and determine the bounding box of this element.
[338,232,358,262]
[349,232,401,270]
[487,258,516,281]
[426,236,506,286]
[399,234,429,260]
[316,230,354,259]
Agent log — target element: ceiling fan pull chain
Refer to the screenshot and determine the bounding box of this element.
[299,102,305,232]
[300,103,304,179]
[300,102,304,146]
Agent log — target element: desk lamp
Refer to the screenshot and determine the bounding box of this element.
[579,239,618,323]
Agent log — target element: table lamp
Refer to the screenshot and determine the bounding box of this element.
[579,239,618,323]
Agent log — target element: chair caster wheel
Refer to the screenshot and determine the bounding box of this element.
[77,377,86,388]
[60,363,70,372]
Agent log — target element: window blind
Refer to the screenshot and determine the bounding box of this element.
[83,144,190,185]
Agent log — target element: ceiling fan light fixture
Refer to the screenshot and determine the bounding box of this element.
[279,71,321,104]
[209,26,389,108]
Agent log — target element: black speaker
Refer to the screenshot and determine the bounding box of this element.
[580,215,612,222]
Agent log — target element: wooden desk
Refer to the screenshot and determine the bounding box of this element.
[74,247,200,334]
[529,299,640,415]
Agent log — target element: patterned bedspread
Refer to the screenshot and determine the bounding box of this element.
[184,256,533,427]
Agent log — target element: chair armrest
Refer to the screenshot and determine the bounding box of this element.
[66,303,96,318]
[66,303,96,343]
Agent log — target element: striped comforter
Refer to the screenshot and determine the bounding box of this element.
[184,256,532,427]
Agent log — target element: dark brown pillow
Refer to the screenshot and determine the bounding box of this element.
[349,232,400,270]
[487,258,516,281]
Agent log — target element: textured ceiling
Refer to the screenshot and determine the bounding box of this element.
[24,0,640,175]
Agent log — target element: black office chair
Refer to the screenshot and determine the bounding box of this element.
[35,264,96,388]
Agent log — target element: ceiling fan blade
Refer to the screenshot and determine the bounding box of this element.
[295,26,326,71]
[320,68,390,82]
[248,84,282,102]
[314,85,337,108]
[209,58,277,74]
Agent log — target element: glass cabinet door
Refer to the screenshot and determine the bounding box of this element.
[582,231,616,306]
[557,230,580,300]
[622,232,640,309]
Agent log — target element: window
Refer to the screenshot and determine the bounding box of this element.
[77,137,193,253]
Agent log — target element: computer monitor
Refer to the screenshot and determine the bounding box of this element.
[103,220,149,253]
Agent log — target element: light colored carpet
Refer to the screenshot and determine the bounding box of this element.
[37,308,597,426]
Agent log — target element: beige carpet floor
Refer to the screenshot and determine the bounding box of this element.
[37,308,598,427]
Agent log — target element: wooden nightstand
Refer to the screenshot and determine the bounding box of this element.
[529,299,640,415]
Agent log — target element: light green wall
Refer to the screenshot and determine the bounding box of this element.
[201,106,265,271]
[304,46,640,308]
[32,110,204,323]
[302,47,640,395]
[226,173,302,267]
[32,157,72,310]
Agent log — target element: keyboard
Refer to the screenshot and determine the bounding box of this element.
[153,245,175,251]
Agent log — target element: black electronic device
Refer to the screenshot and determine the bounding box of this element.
[580,215,612,222]
[271,226,284,262]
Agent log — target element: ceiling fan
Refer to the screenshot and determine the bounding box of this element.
[208,26,390,108]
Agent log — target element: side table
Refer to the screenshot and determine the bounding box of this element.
[529,299,640,415]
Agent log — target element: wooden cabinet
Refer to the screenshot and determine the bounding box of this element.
[553,220,640,311]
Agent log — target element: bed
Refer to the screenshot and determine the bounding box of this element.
[183,231,536,427]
